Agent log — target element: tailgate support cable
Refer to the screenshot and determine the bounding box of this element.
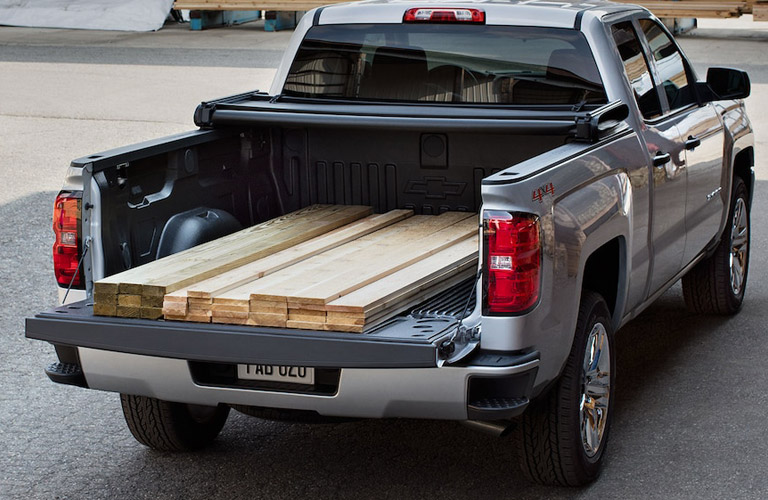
[62,237,90,304]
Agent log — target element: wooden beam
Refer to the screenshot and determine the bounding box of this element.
[185,209,412,300]
[94,204,372,317]
[241,212,476,305]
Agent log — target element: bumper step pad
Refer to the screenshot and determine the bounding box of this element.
[468,397,530,420]
[45,362,88,388]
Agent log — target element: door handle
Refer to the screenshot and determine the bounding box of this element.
[653,152,671,167]
[685,135,701,150]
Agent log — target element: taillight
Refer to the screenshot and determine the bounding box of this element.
[403,8,485,23]
[483,211,540,315]
[53,191,84,288]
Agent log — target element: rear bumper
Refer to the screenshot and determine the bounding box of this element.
[78,348,538,420]
[27,301,539,420]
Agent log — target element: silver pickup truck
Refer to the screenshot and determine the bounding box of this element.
[27,0,753,486]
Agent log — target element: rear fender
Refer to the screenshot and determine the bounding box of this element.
[481,132,640,393]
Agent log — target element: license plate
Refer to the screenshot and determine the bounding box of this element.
[237,364,315,385]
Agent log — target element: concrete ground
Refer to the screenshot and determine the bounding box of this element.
[0,15,767,500]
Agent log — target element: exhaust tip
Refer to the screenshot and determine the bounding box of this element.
[462,419,515,437]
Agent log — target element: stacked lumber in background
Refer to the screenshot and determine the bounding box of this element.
[173,0,348,12]
[93,205,373,319]
[613,0,768,19]
[95,206,479,332]
[174,0,768,20]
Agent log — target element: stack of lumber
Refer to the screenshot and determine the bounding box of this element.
[173,0,347,11]
[93,205,374,319]
[163,211,478,332]
[95,205,480,333]
[613,0,768,19]
[174,0,768,20]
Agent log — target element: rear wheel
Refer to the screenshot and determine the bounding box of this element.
[682,175,750,315]
[120,394,230,451]
[514,291,615,486]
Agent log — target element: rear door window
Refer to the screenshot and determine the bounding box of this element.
[611,21,662,119]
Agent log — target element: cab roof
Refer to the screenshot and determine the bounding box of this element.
[316,0,640,30]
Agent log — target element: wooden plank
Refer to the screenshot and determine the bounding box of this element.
[363,266,477,320]
[185,209,412,300]
[250,299,288,313]
[287,302,326,311]
[116,306,141,318]
[163,314,187,322]
[211,309,249,319]
[189,303,212,313]
[185,313,213,323]
[325,323,366,333]
[140,307,164,320]
[754,4,768,19]
[213,212,459,304]
[94,283,118,297]
[163,292,188,304]
[285,216,477,305]
[93,204,371,298]
[141,295,165,308]
[326,312,365,326]
[162,301,187,316]
[213,316,248,325]
[210,303,249,313]
[187,297,213,304]
[243,212,476,305]
[93,293,116,306]
[325,236,478,314]
[141,204,372,296]
[118,283,143,295]
[286,319,326,330]
[93,303,116,317]
[287,309,326,322]
[324,269,477,333]
[117,294,142,307]
[247,312,287,327]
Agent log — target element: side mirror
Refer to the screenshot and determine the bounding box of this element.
[706,67,751,100]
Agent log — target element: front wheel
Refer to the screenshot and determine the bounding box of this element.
[682,175,750,315]
[514,291,615,486]
[120,394,230,451]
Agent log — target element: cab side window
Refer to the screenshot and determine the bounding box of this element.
[611,22,662,120]
[638,19,697,111]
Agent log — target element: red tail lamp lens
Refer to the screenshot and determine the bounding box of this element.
[53,192,83,288]
[483,212,540,314]
[403,8,485,23]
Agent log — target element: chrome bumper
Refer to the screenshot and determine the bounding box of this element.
[79,348,538,420]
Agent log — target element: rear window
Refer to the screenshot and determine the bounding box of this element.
[283,24,607,105]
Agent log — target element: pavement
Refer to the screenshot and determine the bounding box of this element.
[1,15,767,500]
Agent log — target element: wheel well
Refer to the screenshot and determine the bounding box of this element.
[582,238,622,320]
[733,147,753,198]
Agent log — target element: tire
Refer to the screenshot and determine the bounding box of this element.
[513,291,615,486]
[120,394,230,451]
[682,176,750,315]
